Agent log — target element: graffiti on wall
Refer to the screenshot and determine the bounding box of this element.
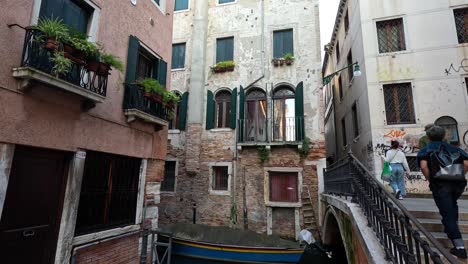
[444,59,468,76]
[374,129,421,156]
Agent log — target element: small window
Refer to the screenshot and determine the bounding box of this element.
[376,18,406,53]
[136,49,154,81]
[216,37,234,63]
[172,43,186,69]
[269,172,298,203]
[169,92,182,130]
[347,51,353,82]
[219,0,235,4]
[435,116,460,144]
[212,166,229,191]
[336,41,340,62]
[406,157,419,172]
[383,83,415,125]
[174,0,189,11]
[352,103,359,138]
[341,118,347,146]
[338,75,343,100]
[273,29,294,58]
[344,11,350,34]
[215,90,232,128]
[454,8,468,44]
[75,151,141,235]
[161,161,176,192]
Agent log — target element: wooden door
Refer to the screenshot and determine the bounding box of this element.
[0,146,69,264]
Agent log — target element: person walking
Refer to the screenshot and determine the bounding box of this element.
[417,126,468,259]
[383,140,410,200]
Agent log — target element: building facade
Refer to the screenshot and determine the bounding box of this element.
[0,0,174,263]
[323,0,468,193]
[158,0,325,240]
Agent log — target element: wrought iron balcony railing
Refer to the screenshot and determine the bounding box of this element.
[123,83,172,124]
[17,28,107,97]
[237,117,304,143]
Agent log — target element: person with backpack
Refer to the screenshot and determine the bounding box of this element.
[383,140,411,200]
[417,126,468,259]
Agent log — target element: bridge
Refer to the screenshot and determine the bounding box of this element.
[319,153,467,264]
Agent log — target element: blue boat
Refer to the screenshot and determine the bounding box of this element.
[168,236,304,264]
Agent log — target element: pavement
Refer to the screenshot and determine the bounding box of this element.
[400,198,468,213]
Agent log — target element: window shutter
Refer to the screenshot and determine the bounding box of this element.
[178,92,189,130]
[295,82,305,141]
[285,30,294,55]
[125,35,140,83]
[226,38,234,61]
[206,91,215,129]
[273,32,281,58]
[229,88,237,129]
[216,40,224,63]
[158,60,168,87]
[39,0,65,20]
[238,86,245,141]
[152,58,160,81]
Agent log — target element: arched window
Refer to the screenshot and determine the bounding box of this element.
[244,88,267,142]
[215,90,232,128]
[273,86,295,141]
[435,116,459,144]
[169,91,182,130]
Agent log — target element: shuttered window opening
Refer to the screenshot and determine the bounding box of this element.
[383,83,415,125]
[75,151,141,235]
[338,75,343,100]
[174,0,189,11]
[341,118,347,146]
[215,90,232,128]
[347,51,353,82]
[352,103,359,138]
[161,161,176,192]
[376,18,406,53]
[454,8,468,44]
[273,29,293,59]
[212,166,229,191]
[269,172,298,203]
[136,49,154,81]
[216,37,234,63]
[172,43,186,69]
[336,41,340,62]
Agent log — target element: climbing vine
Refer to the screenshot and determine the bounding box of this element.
[230,204,238,225]
[298,137,311,158]
[257,146,270,163]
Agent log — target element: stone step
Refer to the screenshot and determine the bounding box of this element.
[421,232,468,248]
[418,219,468,233]
[409,211,468,221]
[303,213,315,218]
[406,193,468,200]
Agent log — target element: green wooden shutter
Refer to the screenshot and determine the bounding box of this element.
[238,86,245,142]
[295,81,305,141]
[152,58,160,81]
[62,0,90,33]
[284,29,294,55]
[226,37,234,61]
[206,91,215,129]
[178,92,189,130]
[39,0,64,20]
[158,60,168,87]
[273,31,282,58]
[216,39,224,63]
[229,88,237,129]
[125,36,140,83]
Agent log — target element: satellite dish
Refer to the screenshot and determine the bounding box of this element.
[131,0,137,6]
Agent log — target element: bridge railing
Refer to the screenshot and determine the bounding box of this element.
[324,153,458,264]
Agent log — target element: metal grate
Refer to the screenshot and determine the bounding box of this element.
[454,8,468,43]
[377,18,406,53]
[383,83,415,125]
[406,156,419,172]
[212,166,229,191]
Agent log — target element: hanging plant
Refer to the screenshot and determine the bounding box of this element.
[298,137,311,158]
[257,146,270,164]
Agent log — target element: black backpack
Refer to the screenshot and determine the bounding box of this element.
[429,144,465,181]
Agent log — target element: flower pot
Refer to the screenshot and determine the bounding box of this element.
[86,60,100,72]
[64,52,84,65]
[44,38,58,51]
[225,65,235,71]
[63,44,74,54]
[273,59,280,67]
[285,59,293,65]
[279,59,285,66]
[97,63,111,76]
[152,94,163,103]
[213,67,226,73]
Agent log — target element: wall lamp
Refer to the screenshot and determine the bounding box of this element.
[323,62,361,86]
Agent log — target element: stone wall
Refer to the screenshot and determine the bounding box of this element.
[73,234,139,264]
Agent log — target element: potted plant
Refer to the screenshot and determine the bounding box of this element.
[34,17,69,51]
[50,51,72,77]
[211,61,235,73]
[284,53,295,65]
[65,29,97,64]
[100,52,124,75]
[163,91,181,108]
[272,58,280,67]
[138,78,165,102]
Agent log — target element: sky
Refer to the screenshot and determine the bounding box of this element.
[319,0,340,62]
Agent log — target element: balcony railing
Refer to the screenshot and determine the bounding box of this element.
[238,117,304,143]
[14,28,107,98]
[123,83,171,125]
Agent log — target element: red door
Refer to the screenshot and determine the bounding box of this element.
[0,146,69,264]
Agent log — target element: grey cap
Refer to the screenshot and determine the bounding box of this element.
[426,125,446,141]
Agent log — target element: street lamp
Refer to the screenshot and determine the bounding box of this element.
[323,62,361,86]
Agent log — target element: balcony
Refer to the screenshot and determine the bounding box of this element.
[123,83,171,128]
[237,117,304,147]
[12,29,107,108]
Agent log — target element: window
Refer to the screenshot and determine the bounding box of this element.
[75,151,141,235]
[136,49,154,80]
[169,92,182,129]
[338,75,343,100]
[341,118,347,146]
[40,0,92,34]
[216,37,234,63]
[172,43,186,69]
[174,0,189,11]
[219,0,235,4]
[377,18,406,53]
[344,11,350,34]
[383,83,415,125]
[347,51,353,82]
[269,172,298,203]
[352,103,359,138]
[273,87,296,142]
[435,116,460,144]
[336,41,340,62]
[406,157,419,172]
[153,0,160,4]
[466,78,468,96]
[273,29,294,58]
[215,90,231,128]
[454,8,468,44]
[161,161,176,192]
[244,89,267,142]
[212,166,229,191]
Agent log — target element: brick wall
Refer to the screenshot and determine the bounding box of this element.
[73,234,139,264]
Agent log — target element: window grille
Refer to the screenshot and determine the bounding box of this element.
[454,8,468,44]
[215,90,232,128]
[212,166,229,191]
[383,83,415,125]
[406,157,419,172]
[269,172,298,203]
[161,161,176,192]
[377,18,406,53]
